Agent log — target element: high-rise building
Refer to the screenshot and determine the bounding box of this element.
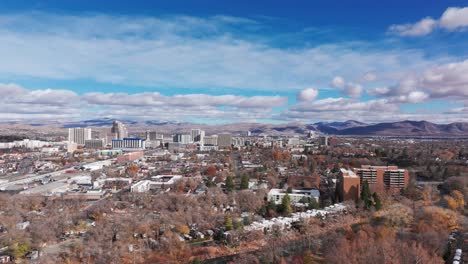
[337,168,361,202]
[218,133,232,148]
[146,131,163,141]
[112,137,145,150]
[173,134,191,144]
[111,121,128,140]
[85,139,105,149]
[354,165,409,194]
[191,129,205,144]
[318,136,329,146]
[204,135,218,146]
[338,165,409,202]
[68,128,92,145]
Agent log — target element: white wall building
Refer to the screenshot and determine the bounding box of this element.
[191,129,205,144]
[268,188,320,204]
[112,138,146,150]
[68,128,92,145]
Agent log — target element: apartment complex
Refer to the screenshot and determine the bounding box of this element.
[354,165,409,193]
[338,165,409,202]
[337,168,361,202]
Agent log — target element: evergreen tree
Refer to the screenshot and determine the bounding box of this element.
[373,192,382,211]
[308,198,320,210]
[224,214,233,231]
[225,176,234,192]
[281,193,293,215]
[240,174,249,190]
[361,180,372,209]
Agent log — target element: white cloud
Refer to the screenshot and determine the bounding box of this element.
[389,17,437,37]
[0,12,445,92]
[389,7,468,37]
[440,7,468,30]
[362,72,377,82]
[296,88,318,101]
[343,83,363,98]
[389,91,429,104]
[367,87,390,97]
[330,77,363,98]
[330,76,345,88]
[0,84,287,121]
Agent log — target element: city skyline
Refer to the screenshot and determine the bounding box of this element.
[0,1,467,124]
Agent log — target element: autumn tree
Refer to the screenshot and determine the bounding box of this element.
[224,214,233,231]
[126,164,139,178]
[205,166,217,176]
[451,190,465,210]
[303,251,316,264]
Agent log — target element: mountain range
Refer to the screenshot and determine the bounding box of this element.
[1,119,468,137]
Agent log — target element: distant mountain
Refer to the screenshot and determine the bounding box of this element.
[0,119,467,137]
[314,120,368,129]
[330,120,468,136]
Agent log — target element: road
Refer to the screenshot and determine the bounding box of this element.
[0,159,115,191]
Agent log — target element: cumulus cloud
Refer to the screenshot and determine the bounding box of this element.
[343,83,363,98]
[389,91,429,104]
[296,88,318,101]
[389,17,437,37]
[389,7,468,36]
[0,12,445,91]
[289,97,396,113]
[330,77,363,98]
[440,7,468,30]
[0,84,287,121]
[331,76,345,88]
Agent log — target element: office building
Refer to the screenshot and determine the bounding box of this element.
[68,128,92,145]
[85,139,105,149]
[111,121,128,140]
[318,136,329,146]
[218,133,232,148]
[204,135,218,146]
[191,129,205,144]
[173,134,191,144]
[232,137,245,147]
[112,137,145,150]
[146,131,164,141]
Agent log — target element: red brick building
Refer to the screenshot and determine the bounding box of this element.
[338,165,409,202]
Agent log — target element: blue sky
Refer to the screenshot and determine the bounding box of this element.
[0,1,468,124]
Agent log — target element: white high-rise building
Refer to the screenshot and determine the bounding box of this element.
[173,134,191,144]
[111,121,128,140]
[68,128,92,145]
[191,129,205,144]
